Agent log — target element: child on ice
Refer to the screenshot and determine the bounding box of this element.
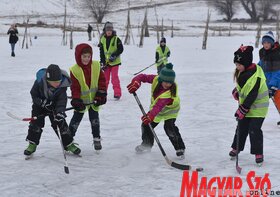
[24,64,81,157]
[127,63,186,158]
[230,46,269,165]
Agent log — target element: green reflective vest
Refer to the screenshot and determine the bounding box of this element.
[156,46,170,67]
[150,76,180,123]
[100,35,121,66]
[237,65,269,118]
[69,61,100,113]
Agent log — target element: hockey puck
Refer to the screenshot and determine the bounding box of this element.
[196,167,204,172]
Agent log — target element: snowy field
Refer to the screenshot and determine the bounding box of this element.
[1,28,280,196]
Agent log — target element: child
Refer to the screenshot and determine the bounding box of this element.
[7,24,18,57]
[24,64,80,157]
[155,37,170,74]
[258,31,280,122]
[230,45,269,165]
[69,43,107,151]
[99,21,124,100]
[127,63,186,158]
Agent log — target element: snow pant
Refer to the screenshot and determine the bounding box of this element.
[69,108,100,138]
[104,65,122,98]
[141,118,186,151]
[273,90,280,113]
[10,43,15,53]
[26,105,73,148]
[157,64,165,74]
[231,117,264,155]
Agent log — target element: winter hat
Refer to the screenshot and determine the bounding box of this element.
[158,63,176,84]
[262,31,275,45]
[104,21,113,31]
[233,45,254,68]
[160,37,166,43]
[46,64,62,81]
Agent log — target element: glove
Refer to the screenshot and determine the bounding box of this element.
[232,88,239,101]
[234,105,249,120]
[141,112,154,125]
[109,54,117,62]
[41,99,54,111]
[100,62,107,71]
[94,90,107,106]
[127,80,141,94]
[71,98,86,111]
[269,87,277,98]
[54,112,66,127]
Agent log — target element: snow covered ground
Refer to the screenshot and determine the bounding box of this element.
[1,28,280,196]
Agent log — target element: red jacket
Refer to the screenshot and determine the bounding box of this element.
[71,43,106,99]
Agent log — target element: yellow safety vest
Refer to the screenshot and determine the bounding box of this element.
[69,61,100,113]
[150,76,180,123]
[156,46,170,67]
[237,65,269,118]
[100,35,121,66]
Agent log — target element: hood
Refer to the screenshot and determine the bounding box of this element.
[75,43,93,67]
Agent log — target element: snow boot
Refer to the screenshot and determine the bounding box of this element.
[135,144,152,153]
[229,149,238,160]
[176,149,185,159]
[11,52,15,57]
[66,142,81,155]
[255,154,264,166]
[114,95,120,101]
[24,142,37,156]
[93,137,102,151]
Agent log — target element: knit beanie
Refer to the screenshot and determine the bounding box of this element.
[46,64,62,81]
[104,21,113,31]
[158,63,176,84]
[160,37,166,43]
[233,45,254,68]
[262,31,275,45]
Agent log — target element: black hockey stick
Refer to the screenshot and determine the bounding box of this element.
[133,92,195,171]
[133,57,167,75]
[235,121,242,174]
[55,123,69,174]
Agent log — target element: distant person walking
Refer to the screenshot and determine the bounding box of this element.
[87,24,93,41]
[7,24,18,57]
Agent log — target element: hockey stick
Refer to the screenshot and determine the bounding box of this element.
[55,122,69,174]
[271,97,280,125]
[133,92,197,171]
[133,57,167,76]
[7,102,96,122]
[235,121,242,174]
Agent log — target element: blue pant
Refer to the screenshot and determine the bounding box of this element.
[10,43,15,52]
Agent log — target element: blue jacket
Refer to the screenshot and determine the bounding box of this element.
[258,42,280,89]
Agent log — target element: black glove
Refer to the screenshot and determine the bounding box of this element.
[109,54,117,62]
[100,62,107,71]
[41,99,54,111]
[54,112,66,127]
[269,87,277,98]
[94,90,107,106]
[71,98,86,111]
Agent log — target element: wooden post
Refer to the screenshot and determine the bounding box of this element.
[22,18,29,49]
[124,2,131,45]
[161,18,164,38]
[255,17,263,48]
[62,0,67,46]
[154,3,160,43]
[228,20,232,37]
[143,5,149,37]
[171,20,174,38]
[202,10,211,50]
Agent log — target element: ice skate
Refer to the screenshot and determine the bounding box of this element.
[24,142,37,159]
[176,149,185,160]
[93,137,102,154]
[229,149,238,160]
[66,142,81,155]
[255,155,263,166]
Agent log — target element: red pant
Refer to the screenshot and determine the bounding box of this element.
[104,65,122,97]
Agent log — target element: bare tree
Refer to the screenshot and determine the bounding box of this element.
[209,0,236,22]
[202,10,211,50]
[77,0,116,24]
[240,0,279,22]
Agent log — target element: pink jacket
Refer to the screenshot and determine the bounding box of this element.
[132,74,173,119]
